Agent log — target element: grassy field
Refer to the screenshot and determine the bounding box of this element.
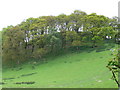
[2,46,118,88]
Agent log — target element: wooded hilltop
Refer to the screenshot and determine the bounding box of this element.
[1,10,119,67]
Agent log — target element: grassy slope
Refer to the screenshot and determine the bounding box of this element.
[2,48,118,88]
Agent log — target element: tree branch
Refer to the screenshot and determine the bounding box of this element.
[111,70,119,87]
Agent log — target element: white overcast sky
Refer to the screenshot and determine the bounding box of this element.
[0,0,119,30]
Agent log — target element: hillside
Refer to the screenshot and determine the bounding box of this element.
[2,47,118,88]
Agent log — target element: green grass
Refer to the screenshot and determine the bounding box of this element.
[2,47,118,88]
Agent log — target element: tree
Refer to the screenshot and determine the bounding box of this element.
[33,48,46,59]
[107,49,120,87]
[65,31,80,48]
[82,13,116,47]
[67,10,87,33]
[2,26,26,67]
[45,32,62,54]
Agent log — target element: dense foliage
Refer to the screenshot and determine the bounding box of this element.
[2,10,118,67]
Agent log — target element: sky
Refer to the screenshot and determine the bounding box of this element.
[0,0,119,30]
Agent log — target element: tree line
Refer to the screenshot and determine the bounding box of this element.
[2,10,118,67]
